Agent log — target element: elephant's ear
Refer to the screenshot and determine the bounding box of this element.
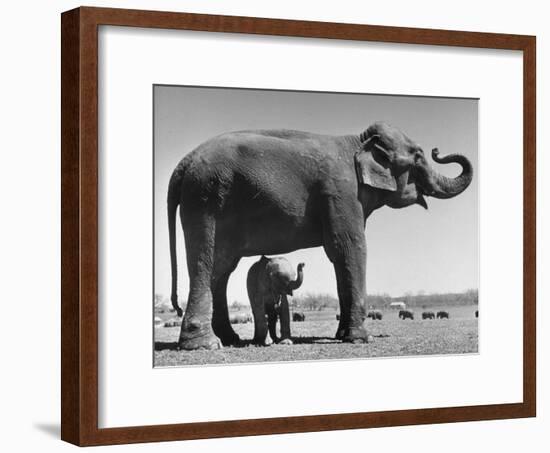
[355,135,397,191]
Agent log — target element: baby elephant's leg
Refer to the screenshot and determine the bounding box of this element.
[278,295,293,345]
[252,295,269,345]
[267,302,279,344]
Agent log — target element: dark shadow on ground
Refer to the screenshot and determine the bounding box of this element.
[292,334,390,343]
[228,336,339,347]
[155,341,179,351]
[154,334,391,351]
[290,336,339,344]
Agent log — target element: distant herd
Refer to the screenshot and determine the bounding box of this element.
[400,310,450,320]
[165,308,477,328]
[334,309,478,322]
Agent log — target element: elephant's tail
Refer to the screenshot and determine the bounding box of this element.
[168,163,185,317]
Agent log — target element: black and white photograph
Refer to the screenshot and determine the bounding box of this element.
[1,0,544,450]
[153,85,479,367]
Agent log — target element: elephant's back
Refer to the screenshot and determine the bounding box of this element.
[185,129,332,171]
[180,130,329,210]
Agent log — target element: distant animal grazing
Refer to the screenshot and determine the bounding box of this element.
[229,313,253,324]
[399,310,414,320]
[367,310,383,320]
[437,311,449,319]
[422,311,435,320]
[475,310,479,318]
[293,312,306,322]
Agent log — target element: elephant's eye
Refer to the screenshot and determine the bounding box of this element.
[411,148,424,158]
[413,150,425,164]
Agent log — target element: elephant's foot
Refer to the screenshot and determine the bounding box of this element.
[179,334,222,350]
[218,331,241,347]
[179,318,222,350]
[343,326,370,344]
[335,327,346,340]
[278,338,293,345]
[253,336,272,346]
[212,316,241,346]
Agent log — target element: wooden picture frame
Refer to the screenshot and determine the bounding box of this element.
[61,6,536,446]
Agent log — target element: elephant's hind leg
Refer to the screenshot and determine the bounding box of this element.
[179,212,222,350]
[212,258,241,346]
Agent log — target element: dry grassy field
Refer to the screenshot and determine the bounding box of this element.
[154,305,478,367]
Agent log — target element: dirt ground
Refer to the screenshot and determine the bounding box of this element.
[154,305,478,367]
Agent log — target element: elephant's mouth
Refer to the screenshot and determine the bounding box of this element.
[418,184,435,197]
[411,179,431,209]
[412,170,435,198]
[416,189,429,209]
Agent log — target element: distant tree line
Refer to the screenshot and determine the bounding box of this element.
[155,288,478,314]
[398,289,478,308]
[289,289,478,311]
[291,293,339,311]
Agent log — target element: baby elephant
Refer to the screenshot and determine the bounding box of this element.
[247,256,305,345]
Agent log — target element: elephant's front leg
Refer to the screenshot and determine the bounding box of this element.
[334,271,350,340]
[324,228,369,344]
[266,300,279,344]
[334,246,369,343]
[267,313,278,343]
[278,294,293,345]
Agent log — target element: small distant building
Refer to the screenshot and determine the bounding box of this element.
[390,301,406,310]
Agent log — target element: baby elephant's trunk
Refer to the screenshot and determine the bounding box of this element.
[287,263,305,294]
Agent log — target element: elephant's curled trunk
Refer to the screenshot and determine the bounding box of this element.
[288,263,305,293]
[428,148,473,199]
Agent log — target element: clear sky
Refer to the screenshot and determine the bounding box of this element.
[154,86,478,304]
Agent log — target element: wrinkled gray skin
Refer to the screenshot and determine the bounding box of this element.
[247,256,304,345]
[168,121,473,350]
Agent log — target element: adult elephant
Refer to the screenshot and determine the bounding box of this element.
[168,121,473,349]
[422,311,435,320]
[247,256,304,345]
[399,310,415,320]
